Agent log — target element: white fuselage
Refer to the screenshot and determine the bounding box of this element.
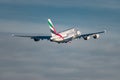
[50,28,81,43]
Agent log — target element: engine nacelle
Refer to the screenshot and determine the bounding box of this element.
[93,34,100,39]
[33,38,40,42]
[83,36,90,40]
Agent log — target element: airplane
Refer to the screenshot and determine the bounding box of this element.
[12,19,106,43]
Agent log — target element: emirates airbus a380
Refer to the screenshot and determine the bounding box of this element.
[13,19,106,43]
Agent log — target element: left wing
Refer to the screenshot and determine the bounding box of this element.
[12,34,51,41]
[80,30,106,40]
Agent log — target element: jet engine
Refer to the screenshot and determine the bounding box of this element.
[93,34,100,39]
[33,38,40,42]
[83,36,90,40]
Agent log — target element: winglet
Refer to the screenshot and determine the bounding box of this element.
[103,30,107,33]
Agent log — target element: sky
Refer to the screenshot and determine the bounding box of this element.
[0,0,120,80]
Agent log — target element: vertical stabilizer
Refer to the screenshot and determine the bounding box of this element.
[48,19,57,36]
[48,19,64,39]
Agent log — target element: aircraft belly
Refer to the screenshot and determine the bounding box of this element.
[51,38,63,42]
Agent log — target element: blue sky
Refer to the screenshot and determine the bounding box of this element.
[0,0,120,80]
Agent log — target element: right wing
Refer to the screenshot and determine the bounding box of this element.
[79,30,106,40]
[12,34,51,41]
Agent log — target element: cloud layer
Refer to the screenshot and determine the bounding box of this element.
[0,32,120,80]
